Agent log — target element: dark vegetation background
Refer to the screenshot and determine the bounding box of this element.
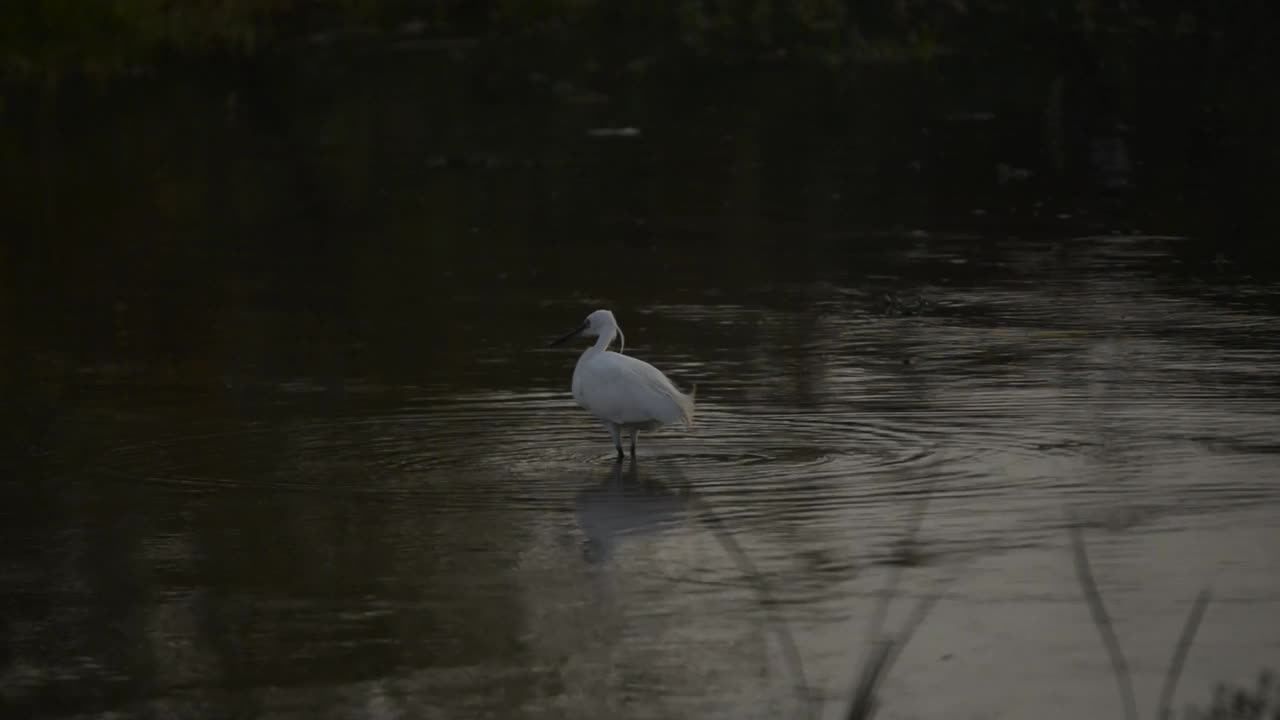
[4,0,1278,247]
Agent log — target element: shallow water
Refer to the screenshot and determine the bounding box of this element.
[4,58,1280,720]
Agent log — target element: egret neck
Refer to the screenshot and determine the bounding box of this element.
[584,324,624,357]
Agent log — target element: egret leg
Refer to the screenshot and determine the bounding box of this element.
[628,428,638,457]
[604,422,623,461]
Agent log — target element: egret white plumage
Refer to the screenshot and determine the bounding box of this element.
[549,309,696,459]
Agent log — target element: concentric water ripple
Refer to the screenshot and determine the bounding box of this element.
[91,364,1280,535]
[92,390,947,503]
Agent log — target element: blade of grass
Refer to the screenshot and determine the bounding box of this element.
[846,586,946,720]
[1156,587,1213,720]
[1066,515,1138,720]
[846,480,943,720]
[865,482,935,649]
[685,493,817,720]
[846,639,894,720]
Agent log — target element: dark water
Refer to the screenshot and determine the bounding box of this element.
[3,51,1280,720]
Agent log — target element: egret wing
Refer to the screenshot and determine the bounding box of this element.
[577,352,694,427]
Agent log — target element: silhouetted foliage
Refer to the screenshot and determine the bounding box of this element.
[1185,670,1280,720]
[2,0,1276,81]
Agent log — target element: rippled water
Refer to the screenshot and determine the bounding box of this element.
[4,229,1279,719]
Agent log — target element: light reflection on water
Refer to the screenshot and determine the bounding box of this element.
[3,234,1280,720]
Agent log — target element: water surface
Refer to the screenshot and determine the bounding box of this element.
[3,57,1280,720]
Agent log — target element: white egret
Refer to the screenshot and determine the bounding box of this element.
[549,309,696,459]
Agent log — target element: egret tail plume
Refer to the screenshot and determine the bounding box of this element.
[680,383,697,427]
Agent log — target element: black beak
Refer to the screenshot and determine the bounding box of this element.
[549,321,588,347]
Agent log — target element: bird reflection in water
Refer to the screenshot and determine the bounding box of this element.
[571,457,818,717]
[573,458,692,564]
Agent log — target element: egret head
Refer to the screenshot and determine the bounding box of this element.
[581,309,616,337]
[549,309,624,352]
